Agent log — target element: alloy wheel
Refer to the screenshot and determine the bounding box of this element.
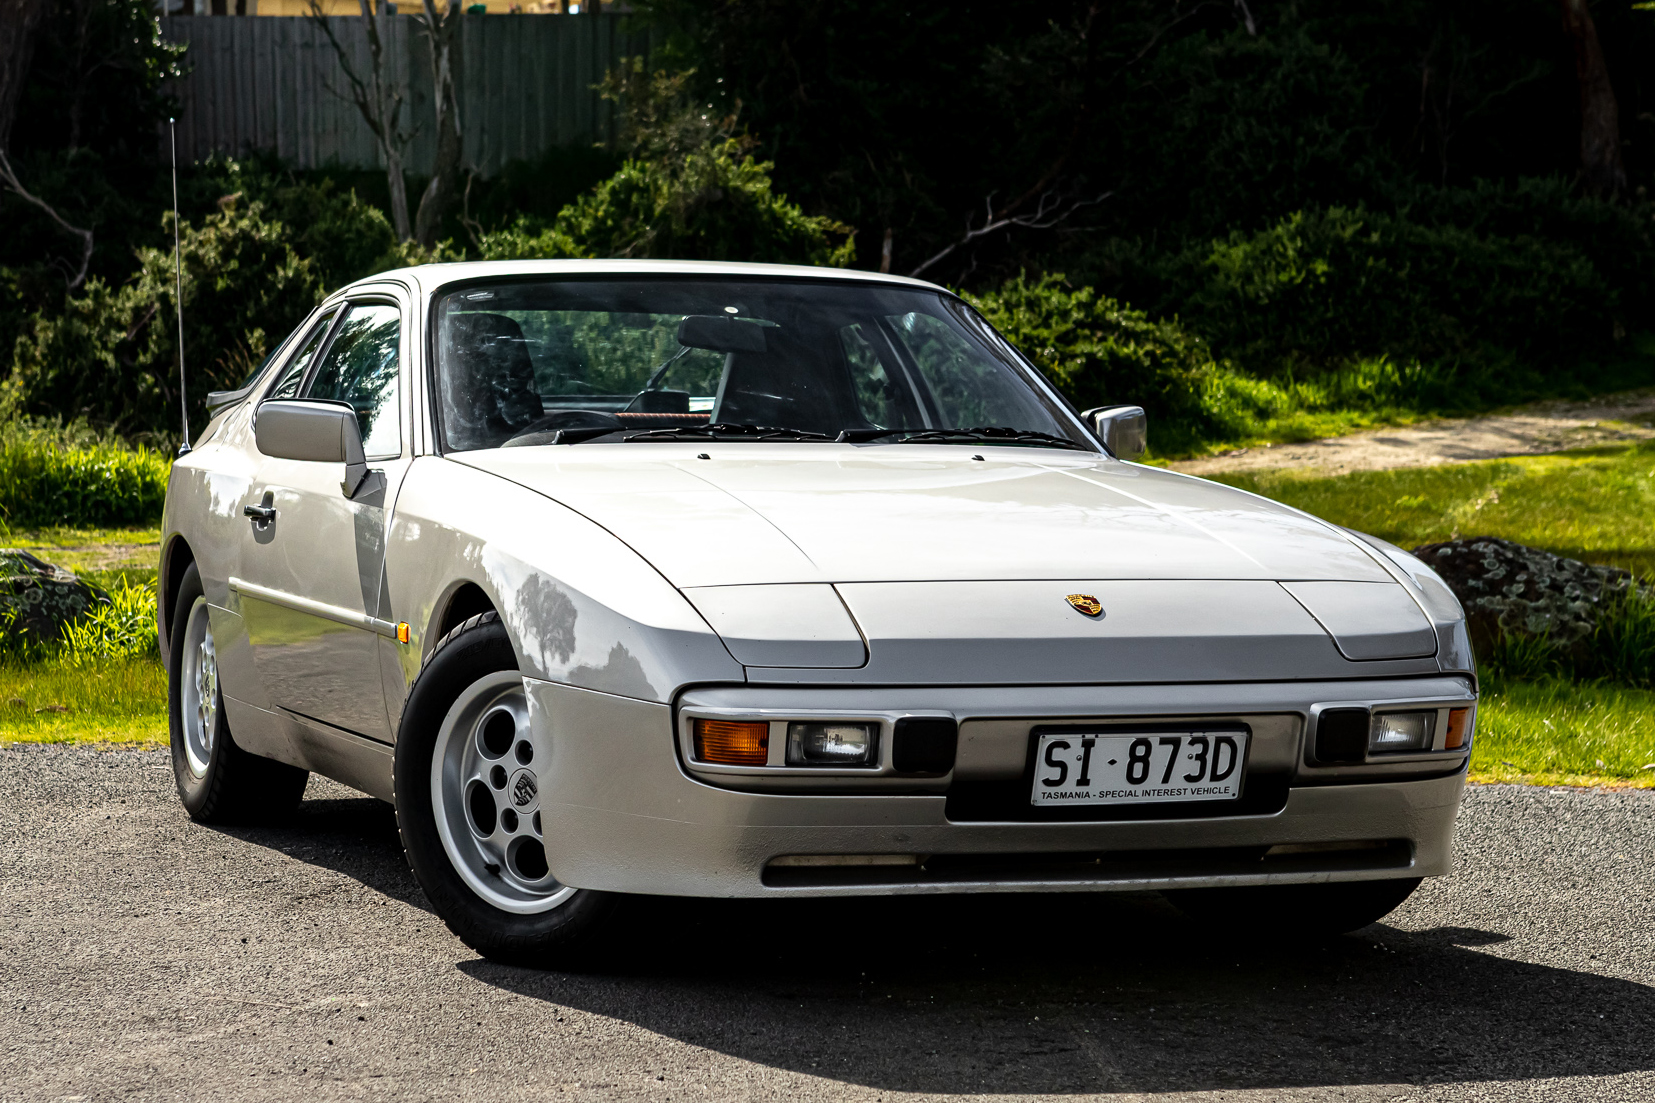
[430,671,575,914]
[179,596,218,778]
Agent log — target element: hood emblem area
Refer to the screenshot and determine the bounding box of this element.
[1065,593,1104,618]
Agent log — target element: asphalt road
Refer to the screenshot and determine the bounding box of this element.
[3,745,1653,1103]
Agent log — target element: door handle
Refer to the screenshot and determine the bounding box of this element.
[244,503,276,526]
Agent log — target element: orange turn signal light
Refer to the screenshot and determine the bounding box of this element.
[1445,707,1471,749]
[694,719,769,766]
[396,622,411,644]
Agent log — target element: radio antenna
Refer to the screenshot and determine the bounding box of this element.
[170,117,190,457]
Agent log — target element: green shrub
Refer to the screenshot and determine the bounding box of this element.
[60,576,158,666]
[9,199,322,435]
[968,272,1454,455]
[0,421,169,528]
[1177,205,1614,374]
[478,63,854,266]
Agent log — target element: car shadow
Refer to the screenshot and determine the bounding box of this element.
[212,791,435,914]
[215,793,1655,1094]
[461,891,1654,1094]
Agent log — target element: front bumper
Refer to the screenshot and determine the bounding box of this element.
[527,677,1471,898]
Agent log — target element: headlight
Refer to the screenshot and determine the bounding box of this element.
[1370,711,1435,753]
[787,721,877,766]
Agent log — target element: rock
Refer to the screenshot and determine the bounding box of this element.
[1411,536,1637,652]
[0,550,107,647]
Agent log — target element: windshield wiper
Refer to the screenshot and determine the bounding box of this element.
[836,426,1091,450]
[623,423,836,442]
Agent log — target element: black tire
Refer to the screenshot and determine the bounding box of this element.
[169,561,309,823]
[393,611,617,968]
[1165,877,1423,937]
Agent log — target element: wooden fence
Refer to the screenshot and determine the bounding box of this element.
[159,14,650,174]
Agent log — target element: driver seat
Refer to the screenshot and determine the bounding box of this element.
[443,313,544,446]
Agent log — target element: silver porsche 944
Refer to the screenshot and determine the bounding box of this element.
[160,260,1476,964]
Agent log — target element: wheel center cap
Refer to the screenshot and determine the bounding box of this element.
[508,768,539,811]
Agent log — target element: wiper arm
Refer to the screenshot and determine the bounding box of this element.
[623,422,835,442]
[836,426,1091,450]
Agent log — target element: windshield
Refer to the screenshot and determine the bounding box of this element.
[432,277,1092,452]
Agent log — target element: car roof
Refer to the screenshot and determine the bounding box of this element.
[342,258,951,301]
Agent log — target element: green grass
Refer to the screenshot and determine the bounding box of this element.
[0,524,160,586]
[0,657,167,744]
[1207,439,1655,577]
[1472,679,1655,788]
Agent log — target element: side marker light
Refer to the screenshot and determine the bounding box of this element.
[1445,707,1471,749]
[396,622,411,644]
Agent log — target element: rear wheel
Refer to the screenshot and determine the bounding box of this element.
[394,612,615,967]
[1165,877,1423,936]
[169,562,308,823]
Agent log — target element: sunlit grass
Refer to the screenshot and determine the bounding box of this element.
[0,657,167,744]
[1471,679,1655,788]
[1207,440,1655,577]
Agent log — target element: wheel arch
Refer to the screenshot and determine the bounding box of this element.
[158,535,197,673]
[431,581,498,652]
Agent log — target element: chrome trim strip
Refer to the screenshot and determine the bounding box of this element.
[229,576,399,638]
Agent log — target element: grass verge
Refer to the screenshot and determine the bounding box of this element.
[1471,679,1655,789]
[0,656,166,744]
[1207,439,1655,577]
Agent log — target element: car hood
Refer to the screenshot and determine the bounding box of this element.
[454,445,1393,588]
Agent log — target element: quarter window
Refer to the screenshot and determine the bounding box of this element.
[304,302,403,459]
[266,308,338,400]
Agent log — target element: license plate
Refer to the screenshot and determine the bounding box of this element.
[1030,730,1248,806]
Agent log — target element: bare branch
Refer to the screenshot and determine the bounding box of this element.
[907,190,1111,280]
[0,147,92,290]
[306,1,413,239]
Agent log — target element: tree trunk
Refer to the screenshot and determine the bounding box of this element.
[413,0,462,248]
[1559,0,1626,199]
[362,5,412,240]
[307,1,414,241]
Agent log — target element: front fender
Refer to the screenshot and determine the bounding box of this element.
[383,456,744,724]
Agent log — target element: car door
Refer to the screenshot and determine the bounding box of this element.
[234,291,413,743]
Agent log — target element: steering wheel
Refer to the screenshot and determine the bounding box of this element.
[502,409,625,447]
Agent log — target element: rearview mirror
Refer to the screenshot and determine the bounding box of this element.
[1082,405,1148,460]
[254,399,370,497]
[677,314,768,354]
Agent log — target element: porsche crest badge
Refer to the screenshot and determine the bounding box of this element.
[1065,593,1104,617]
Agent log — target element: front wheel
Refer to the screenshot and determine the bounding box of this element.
[1165,877,1423,937]
[169,561,308,823]
[394,612,616,967]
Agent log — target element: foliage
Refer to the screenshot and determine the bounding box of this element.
[0,420,168,529]
[0,0,186,355]
[9,198,322,434]
[970,271,1500,456]
[479,62,853,266]
[1170,206,1615,375]
[59,575,158,666]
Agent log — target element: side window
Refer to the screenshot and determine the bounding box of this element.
[266,309,338,400]
[304,302,403,459]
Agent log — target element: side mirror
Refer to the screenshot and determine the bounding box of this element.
[1082,405,1148,460]
[254,399,370,497]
